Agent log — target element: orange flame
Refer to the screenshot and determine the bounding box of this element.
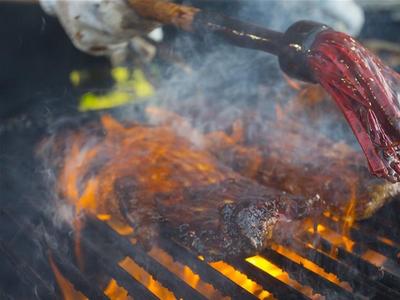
[149,247,226,299]
[56,113,237,266]
[309,224,387,267]
[49,256,88,300]
[51,109,372,298]
[341,185,357,251]
[311,224,355,252]
[361,250,387,267]
[271,244,350,291]
[104,279,132,300]
[245,256,316,298]
[119,257,176,300]
[209,260,273,299]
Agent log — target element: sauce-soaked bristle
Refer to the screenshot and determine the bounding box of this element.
[308,30,400,182]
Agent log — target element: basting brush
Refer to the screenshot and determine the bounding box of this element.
[128,0,400,183]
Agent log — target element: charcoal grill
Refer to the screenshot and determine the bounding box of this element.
[1,2,400,300]
[2,107,400,300]
[1,153,400,300]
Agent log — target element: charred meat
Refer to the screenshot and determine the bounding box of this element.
[206,117,400,220]
[40,115,321,261]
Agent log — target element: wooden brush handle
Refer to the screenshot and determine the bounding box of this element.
[127,0,200,32]
[127,0,285,56]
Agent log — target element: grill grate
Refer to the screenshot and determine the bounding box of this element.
[1,197,400,300]
[260,247,354,299]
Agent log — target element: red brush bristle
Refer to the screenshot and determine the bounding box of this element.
[308,30,400,182]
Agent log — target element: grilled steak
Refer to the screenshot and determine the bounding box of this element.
[206,117,400,220]
[41,115,321,261]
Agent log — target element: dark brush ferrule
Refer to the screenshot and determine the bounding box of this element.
[193,13,330,83]
[192,11,284,55]
[278,20,332,83]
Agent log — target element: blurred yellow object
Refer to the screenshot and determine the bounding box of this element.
[70,70,82,86]
[112,67,130,83]
[132,69,154,97]
[73,67,154,112]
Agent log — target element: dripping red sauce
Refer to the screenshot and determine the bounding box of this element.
[308,30,400,182]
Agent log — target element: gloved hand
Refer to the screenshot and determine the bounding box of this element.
[40,0,161,56]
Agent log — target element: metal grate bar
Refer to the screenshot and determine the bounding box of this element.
[228,258,310,300]
[290,239,400,300]
[158,237,258,300]
[2,194,400,300]
[5,201,160,300]
[261,248,354,300]
[50,251,110,300]
[89,218,208,300]
[355,220,400,249]
[1,209,109,300]
[358,220,400,249]
[0,241,57,300]
[304,232,400,292]
[320,216,400,261]
[79,231,159,300]
[365,203,400,242]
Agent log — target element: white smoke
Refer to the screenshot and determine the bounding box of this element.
[118,0,365,145]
